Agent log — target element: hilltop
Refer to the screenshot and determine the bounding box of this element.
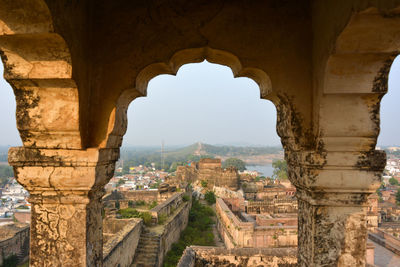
[120,142,283,168]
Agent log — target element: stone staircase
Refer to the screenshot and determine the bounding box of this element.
[17,238,29,264]
[131,228,161,267]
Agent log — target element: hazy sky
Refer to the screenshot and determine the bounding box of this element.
[1,58,400,147]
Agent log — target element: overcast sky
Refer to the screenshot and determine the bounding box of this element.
[0,58,400,147]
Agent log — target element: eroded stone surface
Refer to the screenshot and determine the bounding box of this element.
[1,1,400,266]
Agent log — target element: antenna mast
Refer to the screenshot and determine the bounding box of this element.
[161,140,165,170]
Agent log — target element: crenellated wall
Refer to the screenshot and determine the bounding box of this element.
[176,159,240,190]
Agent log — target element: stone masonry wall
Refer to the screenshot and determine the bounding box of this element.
[0,225,29,265]
[150,192,183,224]
[216,198,297,248]
[103,218,143,267]
[177,246,298,267]
[157,200,191,267]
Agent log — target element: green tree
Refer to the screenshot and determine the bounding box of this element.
[222,158,246,171]
[168,161,185,172]
[204,191,216,205]
[272,160,288,180]
[117,179,125,187]
[0,165,13,177]
[396,189,400,203]
[389,177,399,185]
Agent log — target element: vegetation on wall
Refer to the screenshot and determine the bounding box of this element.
[117,207,153,226]
[163,200,215,267]
[204,191,216,205]
[389,177,399,185]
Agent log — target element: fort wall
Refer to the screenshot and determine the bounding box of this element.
[0,225,29,265]
[177,246,297,267]
[176,159,239,190]
[150,192,184,224]
[216,198,297,248]
[103,218,143,267]
[369,228,400,256]
[157,200,191,266]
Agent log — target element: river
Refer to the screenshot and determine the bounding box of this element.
[246,164,274,177]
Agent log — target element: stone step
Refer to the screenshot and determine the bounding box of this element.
[135,255,158,261]
[137,245,158,249]
[140,236,160,240]
[136,248,158,254]
[140,239,159,244]
[138,243,159,248]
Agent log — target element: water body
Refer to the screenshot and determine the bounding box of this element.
[246,164,274,177]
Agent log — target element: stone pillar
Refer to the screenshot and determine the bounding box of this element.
[8,147,118,267]
[288,150,385,266]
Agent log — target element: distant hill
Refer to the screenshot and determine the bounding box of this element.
[120,142,283,168]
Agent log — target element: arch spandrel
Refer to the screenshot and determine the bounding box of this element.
[316,6,400,156]
[100,47,311,155]
[0,0,81,149]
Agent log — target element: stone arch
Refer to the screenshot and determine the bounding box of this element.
[318,7,400,155]
[290,6,400,266]
[0,0,81,149]
[100,46,305,155]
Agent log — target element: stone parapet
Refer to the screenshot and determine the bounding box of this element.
[103,218,142,267]
[150,192,183,224]
[178,246,297,267]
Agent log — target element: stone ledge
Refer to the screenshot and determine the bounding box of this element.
[8,147,120,167]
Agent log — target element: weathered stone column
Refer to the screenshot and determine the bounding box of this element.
[8,147,118,267]
[288,149,385,266]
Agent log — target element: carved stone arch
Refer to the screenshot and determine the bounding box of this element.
[100,46,305,153]
[0,0,81,149]
[291,6,400,266]
[318,6,400,154]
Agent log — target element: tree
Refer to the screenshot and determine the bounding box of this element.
[389,177,399,186]
[222,158,246,171]
[117,179,125,187]
[272,160,288,180]
[396,189,400,203]
[205,191,216,205]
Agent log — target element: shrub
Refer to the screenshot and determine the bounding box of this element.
[140,212,153,226]
[389,177,399,185]
[182,194,190,202]
[2,254,18,267]
[117,208,153,226]
[128,200,134,208]
[201,180,208,188]
[135,200,146,206]
[205,191,216,205]
[163,200,215,267]
[149,200,158,209]
[118,207,140,218]
[158,213,167,225]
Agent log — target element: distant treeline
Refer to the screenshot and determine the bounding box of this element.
[118,143,282,171]
[200,143,281,156]
[386,149,400,156]
[0,146,9,162]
